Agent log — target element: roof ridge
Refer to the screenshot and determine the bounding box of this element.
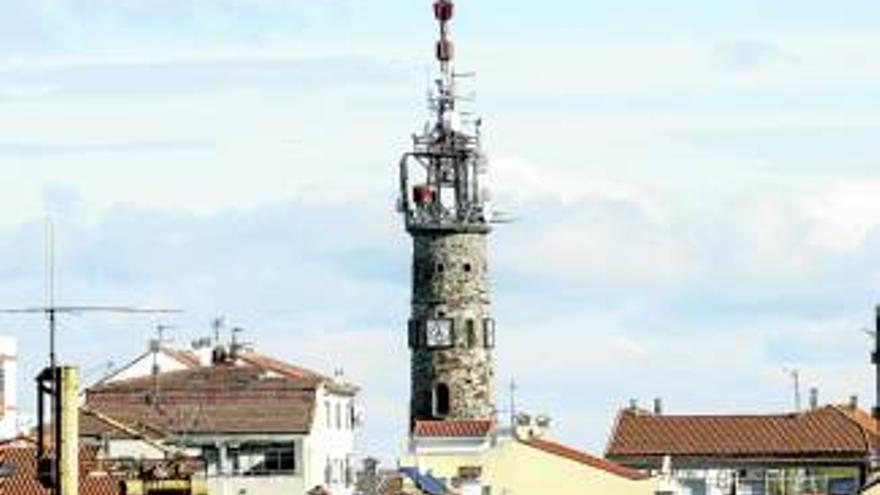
[238,351,329,379]
[618,409,814,419]
[828,404,875,454]
[604,408,628,457]
[159,346,200,367]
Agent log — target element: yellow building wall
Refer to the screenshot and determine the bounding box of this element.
[408,439,657,495]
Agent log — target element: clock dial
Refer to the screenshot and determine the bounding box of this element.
[426,319,453,348]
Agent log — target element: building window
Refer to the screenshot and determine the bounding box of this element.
[335,403,342,430]
[434,383,450,417]
[238,442,296,476]
[228,446,241,475]
[325,401,331,429]
[436,262,445,274]
[466,319,476,348]
[463,262,472,272]
[202,445,220,476]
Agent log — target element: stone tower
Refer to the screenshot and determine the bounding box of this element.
[398,0,496,426]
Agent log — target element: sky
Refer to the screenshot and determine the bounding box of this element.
[2,0,880,461]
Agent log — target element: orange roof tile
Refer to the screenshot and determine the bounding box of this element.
[412,420,494,438]
[525,438,650,481]
[237,351,359,395]
[159,347,200,368]
[83,365,317,436]
[0,441,123,495]
[605,405,876,460]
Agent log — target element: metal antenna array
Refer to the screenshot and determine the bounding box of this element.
[398,0,494,232]
[0,219,179,495]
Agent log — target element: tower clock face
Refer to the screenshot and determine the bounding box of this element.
[426,319,453,348]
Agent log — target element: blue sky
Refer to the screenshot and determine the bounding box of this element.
[1,0,880,461]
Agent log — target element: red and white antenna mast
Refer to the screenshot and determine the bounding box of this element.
[434,0,455,102]
[397,0,491,232]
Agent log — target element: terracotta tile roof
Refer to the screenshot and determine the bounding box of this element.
[0,440,123,495]
[412,420,494,438]
[834,404,878,436]
[605,405,876,460]
[237,351,359,395]
[525,438,650,481]
[159,347,200,368]
[82,365,316,436]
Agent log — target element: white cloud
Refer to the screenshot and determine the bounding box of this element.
[802,180,880,252]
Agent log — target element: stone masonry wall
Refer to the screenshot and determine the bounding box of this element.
[409,231,495,423]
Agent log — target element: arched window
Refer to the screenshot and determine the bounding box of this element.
[434,383,451,417]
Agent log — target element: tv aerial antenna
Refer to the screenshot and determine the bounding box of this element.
[0,219,180,370]
[0,218,179,495]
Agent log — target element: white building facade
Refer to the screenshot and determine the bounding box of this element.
[82,343,361,495]
[0,336,16,440]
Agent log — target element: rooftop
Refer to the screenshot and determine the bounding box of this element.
[0,438,122,495]
[83,363,327,437]
[605,404,877,461]
[412,420,495,439]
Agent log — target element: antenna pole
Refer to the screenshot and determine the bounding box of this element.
[509,379,517,428]
[46,218,56,370]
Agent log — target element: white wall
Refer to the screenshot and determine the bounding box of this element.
[0,336,17,440]
[305,386,358,495]
[103,349,193,384]
[206,475,305,495]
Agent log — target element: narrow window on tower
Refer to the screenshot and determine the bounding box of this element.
[434,383,451,417]
[483,318,496,348]
[463,262,472,273]
[466,319,476,348]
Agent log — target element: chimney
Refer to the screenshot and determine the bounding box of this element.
[653,398,663,415]
[850,395,859,410]
[809,387,818,410]
[628,399,638,412]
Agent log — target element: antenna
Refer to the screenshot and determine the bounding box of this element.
[509,379,517,429]
[783,367,802,412]
[211,316,226,344]
[398,0,492,231]
[150,324,175,406]
[0,220,180,495]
